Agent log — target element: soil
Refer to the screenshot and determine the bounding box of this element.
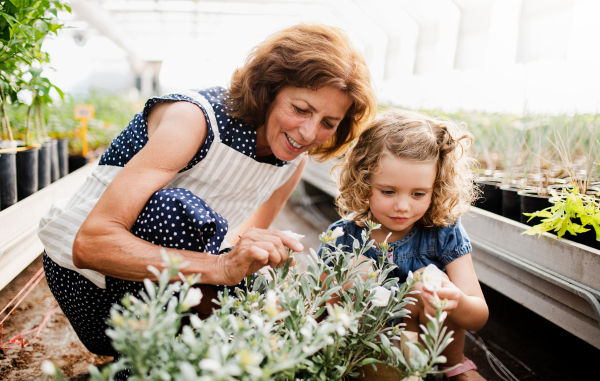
[0,255,112,380]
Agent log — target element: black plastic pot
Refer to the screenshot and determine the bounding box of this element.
[545,197,600,250]
[50,139,60,183]
[500,185,524,222]
[16,146,39,201]
[518,190,552,227]
[68,155,90,173]
[38,141,52,190]
[564,220,600,250]
[474,177,503,214]
[0,151,17,210]
[57,138,68,178]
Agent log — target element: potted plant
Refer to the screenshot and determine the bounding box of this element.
[26,67,65,187]
[523,185,600,250]
[0,0,69,204]
[47,103,74,179]
[517,118,560,226]
[43,225,455,381]
[0,84,19,210]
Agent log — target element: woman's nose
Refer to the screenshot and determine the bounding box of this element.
[298,118,319,143]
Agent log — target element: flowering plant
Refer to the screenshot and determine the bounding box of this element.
[44,223,454,381]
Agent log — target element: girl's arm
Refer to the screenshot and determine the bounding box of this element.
[424,254,488,331]
[73,101,302,286]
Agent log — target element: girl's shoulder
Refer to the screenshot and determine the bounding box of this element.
[426,216,472,265]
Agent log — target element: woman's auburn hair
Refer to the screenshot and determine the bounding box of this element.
[227,23,377,161]
[336,109,479,228]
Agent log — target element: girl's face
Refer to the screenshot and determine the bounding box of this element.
[256,86,352,161]
[368,155,437,243]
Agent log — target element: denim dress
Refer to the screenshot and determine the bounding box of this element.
[317,217,472,284]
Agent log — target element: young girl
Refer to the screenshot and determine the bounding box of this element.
[323,110,488,381]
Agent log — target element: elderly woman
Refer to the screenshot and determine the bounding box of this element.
[38,23,376,358]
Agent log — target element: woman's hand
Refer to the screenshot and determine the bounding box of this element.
[215,228,303,286]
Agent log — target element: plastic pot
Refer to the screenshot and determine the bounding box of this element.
[518,189,552,227]
[57,138,68,178]
[564,219,600,250]
[474,177,502,214]
[38,140,52,190]
[68,155,90,173]
[50,139,60,183]
[0,150,17,210]
[16,146,39,201]
[546,198,600,250]
[500,184,525,222]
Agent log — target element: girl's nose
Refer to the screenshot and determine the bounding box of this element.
[394,197,410,212]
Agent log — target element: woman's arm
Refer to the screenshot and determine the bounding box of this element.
[230,155,308,242]
[73,101,302,285]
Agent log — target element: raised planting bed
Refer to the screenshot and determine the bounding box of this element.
[0,160,97,291]
[462,207,600,349]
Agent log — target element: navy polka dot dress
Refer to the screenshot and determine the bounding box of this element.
[42,87,278,360]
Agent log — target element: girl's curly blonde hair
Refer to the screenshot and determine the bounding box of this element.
[335,109,478,228]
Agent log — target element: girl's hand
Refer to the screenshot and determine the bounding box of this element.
[422,278,463,316]
[216,228,303,286]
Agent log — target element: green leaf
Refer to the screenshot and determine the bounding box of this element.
[360,358,381,366]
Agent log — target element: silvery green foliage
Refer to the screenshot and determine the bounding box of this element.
[45,224,454,381]
[310,221,454,380]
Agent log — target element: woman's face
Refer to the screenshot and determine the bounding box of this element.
[256,86,352,161]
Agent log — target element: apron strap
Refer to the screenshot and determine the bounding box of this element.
[163,90,222,143]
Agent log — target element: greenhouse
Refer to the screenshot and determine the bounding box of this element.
[0,1,599,380]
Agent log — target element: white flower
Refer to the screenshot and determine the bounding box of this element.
[422,264,444,292]
[300,326,312,339]
[189,314,203,329]
[41,360,56,376]
[330,226,344,240]
[406,270,414,284]
[265,290,280,317]
[282,230,305,242]
[181,287,203,309]
[199,358,222,371]
[326,304,352,328]
[370,286,392,307]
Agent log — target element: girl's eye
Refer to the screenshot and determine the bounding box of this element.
[381,190,395,196]
[413,192,426,198]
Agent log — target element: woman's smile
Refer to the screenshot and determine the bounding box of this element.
[285,133,304,150]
